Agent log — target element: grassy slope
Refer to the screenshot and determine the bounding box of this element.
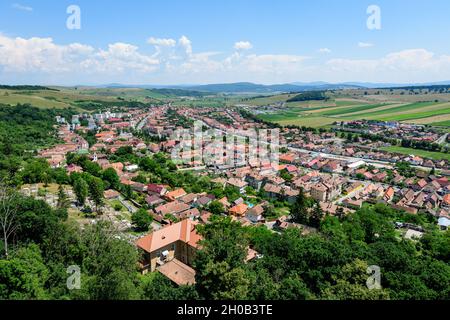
[380,146,450,161]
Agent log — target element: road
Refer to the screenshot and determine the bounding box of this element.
[436,133,448,145]
[135,114,151,132]
[192,117,398,170]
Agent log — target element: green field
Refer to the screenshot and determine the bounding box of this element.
[257,95,450,127]
[432,120,450,127]
[380,146,450,161]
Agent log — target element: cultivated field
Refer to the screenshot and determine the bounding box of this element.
[252,89,450,128]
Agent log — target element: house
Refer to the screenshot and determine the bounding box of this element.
[229,203,249,217]
[245,174,266,191]
[322,161,341,173]
[226,178,248,194]
[284,188,299,204]
[147,184,167,197]
[125,164,139,172]
[438,211,450,230]
[246,204,265,223]
[164,188,187,201]
[146,195,165,207]
[154,201,190,217]
[136,219,201,285]
[373,172,388,182]
[218,197,231,209]
[131,182,147,193]
[263,183,282,200]
[279,153,296,164]
[310,183,328,202]
[104,189,120,200]
[195,195,214,207]
[67,164,83,174]
[383,187,395,203]
[442,194,450,208]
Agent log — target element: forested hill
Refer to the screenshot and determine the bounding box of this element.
[0,104,76,179]
[0,85,58,91]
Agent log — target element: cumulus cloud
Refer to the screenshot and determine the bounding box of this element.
[1,33,450,84]
[358,42,374,48]
[178,35,193,56]
[0,35,157,75]
[234,41,253,50]
[318,48,331,54]
[326,49,450,82]
[12,3,33,12]
[147,37,176,47]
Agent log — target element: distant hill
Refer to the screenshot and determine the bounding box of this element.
[55,80,450,94]
[0,85,58,91]
[175,82,363,94]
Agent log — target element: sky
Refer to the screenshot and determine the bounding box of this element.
[1,0,450,85]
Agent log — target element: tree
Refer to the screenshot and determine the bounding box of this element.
[321,259,390,300]
[71,221,140,300]
[0,184,18,259]
[291,188,309,224]
[57,185,70,209]
[196,260,251,300]
[194,217,250,298]
[73,178,88,206]
[0,244,49,299]
[140,272,199,300]
[131,209,153,232]
[208,200,225,215]
[309,202,324,228]
[336,207,345,219]
[102,167,120,190]
[88,177,104,213]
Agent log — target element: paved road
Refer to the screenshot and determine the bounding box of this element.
[436,133,449,145]
[189,116,437,173]
[135,114,151,131]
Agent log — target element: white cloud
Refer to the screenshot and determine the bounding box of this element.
[325,49,450,82]
[0,35,158,75]
[234,41,253,50]
[178,35,192,56]
[358,42,374,48]
[318,48,331,54]
[147,37,176,47]
[1,33,450,85]
[12,3,33,12]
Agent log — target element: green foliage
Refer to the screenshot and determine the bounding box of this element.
[0,244,49,299]
[140,272,199,300]
[207,200,225,215]
[291,188,312,224]
[73,177,89,206]
[102,167,120,190]
[287,91,328,102]
[131,208,153,232]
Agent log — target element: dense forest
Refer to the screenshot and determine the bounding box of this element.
[287,91,328,102]
[0,85,58,91]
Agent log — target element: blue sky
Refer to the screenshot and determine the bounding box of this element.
[1,0,450,85]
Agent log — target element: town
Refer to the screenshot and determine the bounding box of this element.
[24,102,449,287]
